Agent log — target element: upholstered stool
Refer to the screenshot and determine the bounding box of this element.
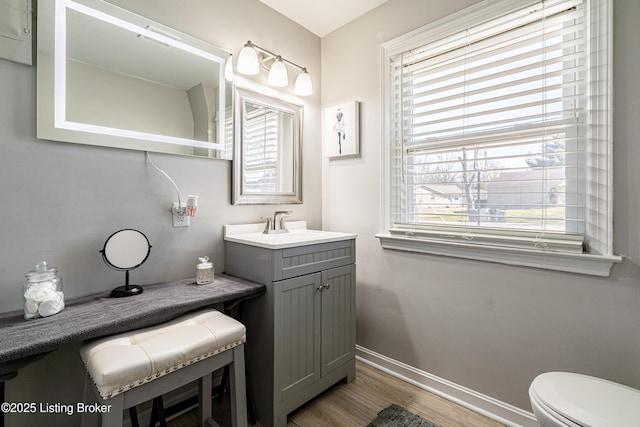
[79,309,247,427]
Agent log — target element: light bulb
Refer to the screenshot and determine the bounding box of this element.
[294,69,313,96]
[224,55,234,82]
[268,57,288,87]
[236,43,259,75]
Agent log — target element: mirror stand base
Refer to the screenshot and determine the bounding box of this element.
[110,285,144,298]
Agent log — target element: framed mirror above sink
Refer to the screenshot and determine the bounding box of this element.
[37,0,233,159]
[232,87,302,205]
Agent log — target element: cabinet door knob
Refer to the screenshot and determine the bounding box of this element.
[316,283,331,291]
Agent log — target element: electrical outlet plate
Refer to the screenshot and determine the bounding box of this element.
[172,202,189,228]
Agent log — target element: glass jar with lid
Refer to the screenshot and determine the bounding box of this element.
[24,260,65,319]
[196,256,214,285]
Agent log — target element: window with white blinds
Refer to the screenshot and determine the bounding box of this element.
[242,104,283,193]
[381,0,614,262]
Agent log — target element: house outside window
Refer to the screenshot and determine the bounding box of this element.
[378,0,621,276]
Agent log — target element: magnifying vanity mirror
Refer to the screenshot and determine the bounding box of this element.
[233,87,302,205]
[100,229,151,297]
[37,0,233,159]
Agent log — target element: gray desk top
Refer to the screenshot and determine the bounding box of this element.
[0,274,265,376]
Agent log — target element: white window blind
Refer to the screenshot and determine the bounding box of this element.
[224,105,234,159]
[383,0,612,256]
[242,104,281,193]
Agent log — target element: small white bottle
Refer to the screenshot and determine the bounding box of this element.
[196,256,214,285]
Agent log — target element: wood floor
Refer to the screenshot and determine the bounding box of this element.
[168,360,506,427]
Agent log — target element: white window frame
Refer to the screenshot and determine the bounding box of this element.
[377,0,621,276]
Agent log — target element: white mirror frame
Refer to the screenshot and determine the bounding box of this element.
[232,87,303,205]
[37,0,231,157]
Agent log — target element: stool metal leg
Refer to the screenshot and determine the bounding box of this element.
[149,397,167,427]
[216,366,229,403]
[199,372,213,426]
[128,407,139,427]
[101,394,124,427]
[229,345,248,427]
[81,372,97,427]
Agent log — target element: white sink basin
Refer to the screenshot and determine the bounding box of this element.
[224,221,356,249]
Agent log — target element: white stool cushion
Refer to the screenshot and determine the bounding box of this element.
[80,309,245,399]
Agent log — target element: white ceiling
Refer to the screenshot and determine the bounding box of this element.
[259,0,389,37]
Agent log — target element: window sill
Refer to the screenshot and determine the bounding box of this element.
[375,233,622,277]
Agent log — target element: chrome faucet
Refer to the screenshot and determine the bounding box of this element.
[262,217,273,233]
[263,211,292,234]
[274,211,292,231]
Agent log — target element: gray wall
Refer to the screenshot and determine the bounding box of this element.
[321,0,640,414]
[4,0,640,424]
[1,1,320,425]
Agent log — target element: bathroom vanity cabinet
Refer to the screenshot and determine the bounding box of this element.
[224,228,356,427]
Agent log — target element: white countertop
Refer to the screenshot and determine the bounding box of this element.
[224,221,356,249]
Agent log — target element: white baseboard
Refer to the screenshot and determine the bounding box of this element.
[356,345,538,427]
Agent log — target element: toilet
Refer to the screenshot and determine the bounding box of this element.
[529,372,640,427]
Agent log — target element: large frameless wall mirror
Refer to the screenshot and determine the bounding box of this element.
[37,0,233,159]
[233,87,302,205]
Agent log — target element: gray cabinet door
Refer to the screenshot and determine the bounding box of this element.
[274,272,322,402]
[321,264,356,377]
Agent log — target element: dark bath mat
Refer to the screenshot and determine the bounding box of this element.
[367,404,440,427]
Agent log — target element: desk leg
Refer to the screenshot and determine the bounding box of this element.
[0,372,18,427]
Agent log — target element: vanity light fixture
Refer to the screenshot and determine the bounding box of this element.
[146,152,198,228]
[268,56,288,87]
[224,54,234,82]
[237,42,260,75]
[236,40,313,96]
